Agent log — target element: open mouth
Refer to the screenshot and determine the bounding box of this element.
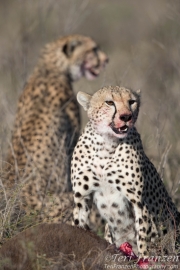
[81,61,101,79]
[110,124,129,135]
[82,67,100,80]
[88,68,99,77]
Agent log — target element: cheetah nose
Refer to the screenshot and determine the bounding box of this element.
[105,57,109,64]
[120,114,132,122]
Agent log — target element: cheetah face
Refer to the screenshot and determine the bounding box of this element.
[77,86,141,139]
[41,35,108,81]
[62,35,108,81]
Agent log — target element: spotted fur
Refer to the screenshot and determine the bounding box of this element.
[72,86,180,257]
[3,35,108,220]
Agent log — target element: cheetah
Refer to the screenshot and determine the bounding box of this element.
[71,86,180,258]
[3,35,108,219]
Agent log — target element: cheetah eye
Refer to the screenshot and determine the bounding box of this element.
[129,100,136,106]
[92,46,99,53]
[105,101,114,106]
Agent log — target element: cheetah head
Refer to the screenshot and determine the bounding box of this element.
[77,86,141,139]
[41,35,108,81]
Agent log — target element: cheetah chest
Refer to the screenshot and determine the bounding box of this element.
[92,150,111,178]
[90,140,118,176]
[92,156,134,228]
[94,185,127,217]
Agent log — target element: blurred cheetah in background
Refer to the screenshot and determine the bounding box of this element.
[72,86,180,257]
[3,35,108,221]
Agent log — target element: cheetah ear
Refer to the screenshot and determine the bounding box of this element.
[77,91,92,111]
[136,89,141,95]
[62,40,82,57]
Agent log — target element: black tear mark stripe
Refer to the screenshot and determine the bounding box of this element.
[111,92,117,122]
[93,47,100,67]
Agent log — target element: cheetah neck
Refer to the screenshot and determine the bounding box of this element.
[26,66,73,103]
[85,121,119,148]
[119,126,142,148]
[31,65,72,83]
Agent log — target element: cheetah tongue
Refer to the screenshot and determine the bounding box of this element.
[83,68,99,80]
[88,68,99,77]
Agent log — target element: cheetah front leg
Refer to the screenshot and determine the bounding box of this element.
[73,192,93,229]
[134,206,149,257]
[110,175,150,257]
[104,223,113,243]
[72,171,94,229]
[122,192,149,257]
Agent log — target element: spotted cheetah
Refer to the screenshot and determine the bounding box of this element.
[3,35,108,219]
[71,86,180,257]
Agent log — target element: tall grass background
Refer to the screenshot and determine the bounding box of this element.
[0,0,180,206]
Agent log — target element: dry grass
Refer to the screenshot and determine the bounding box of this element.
[0,0,180,196]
